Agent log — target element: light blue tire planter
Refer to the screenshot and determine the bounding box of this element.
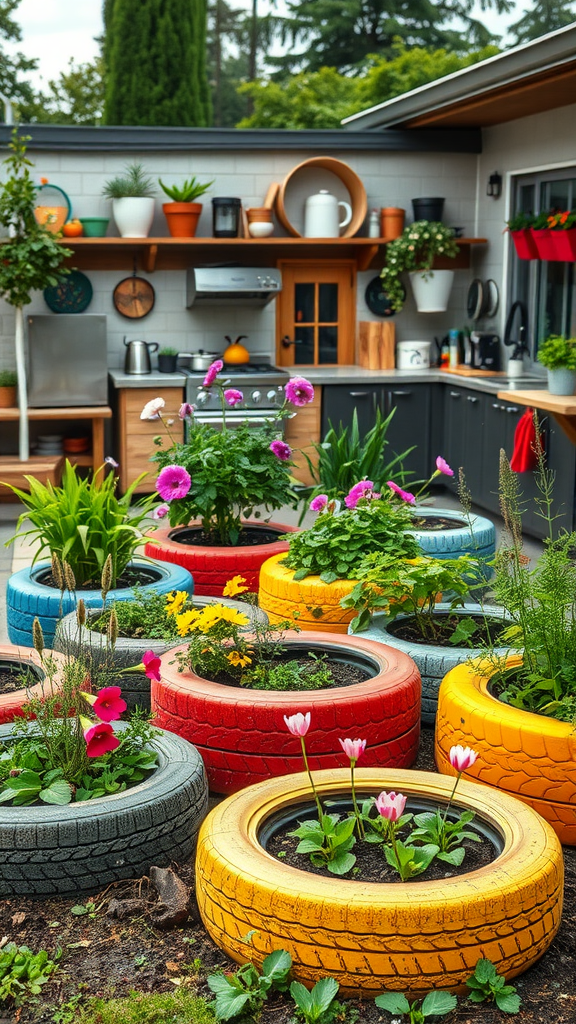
[349,603,510,725]
[409,506,496,586]
[6,558,194,649]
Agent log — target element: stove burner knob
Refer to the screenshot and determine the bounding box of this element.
[251,390,262,405]
[196,391,209,406]
[267,389,279,403]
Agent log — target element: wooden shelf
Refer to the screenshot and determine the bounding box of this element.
[0,406,112,474]
[58,236,487,274]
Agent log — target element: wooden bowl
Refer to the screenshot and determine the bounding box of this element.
[275,157,367,238]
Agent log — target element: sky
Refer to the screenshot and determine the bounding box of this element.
[5,0,524,91]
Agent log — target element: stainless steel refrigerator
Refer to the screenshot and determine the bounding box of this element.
[27,315,108,407]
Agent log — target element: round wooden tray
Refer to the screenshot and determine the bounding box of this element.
[113,275,155,319]
[275,157,367,238]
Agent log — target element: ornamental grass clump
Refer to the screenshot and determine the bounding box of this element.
[380,221,459,312]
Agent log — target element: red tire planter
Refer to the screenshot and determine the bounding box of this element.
[511,229,538,260]
[144,521,297,596]
[0,644,64,724]
[152,631,421,794]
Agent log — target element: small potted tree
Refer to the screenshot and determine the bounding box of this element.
[380,221,459,313]
[159,176,213,237]
[102,162,156,238]
[537,333,576,395]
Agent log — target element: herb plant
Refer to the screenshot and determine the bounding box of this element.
[159,176,214,202]
[207,949,292,1021]
[290,977,344,1024]
[466,959,521,1013]
[0,369,17,387]
[380,221,459,312]
[0,943,60,1006]
[102,163,156,199]
[537,333,576,370]
[375,990,457,1022]
[158,345,179,356]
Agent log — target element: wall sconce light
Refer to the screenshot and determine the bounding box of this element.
[487,171,502,199]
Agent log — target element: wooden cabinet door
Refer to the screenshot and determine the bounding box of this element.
[276,260,356,367]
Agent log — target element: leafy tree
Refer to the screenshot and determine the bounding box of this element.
[270,0,511,75]
[208,0,284,126]
[508,0,576,43]
[104,0,212,126]
[27,58,105,126]
[238,44,499,128]
[0,0,37,119]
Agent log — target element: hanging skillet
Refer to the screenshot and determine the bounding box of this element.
[466,278,484,321]
[113,262,155,319]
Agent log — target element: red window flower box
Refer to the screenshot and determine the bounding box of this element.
[551,228,576,261]
[511,228,538,260]
[531,228,557,261]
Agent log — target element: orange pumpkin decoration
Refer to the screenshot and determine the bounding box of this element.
[62,220,84,237]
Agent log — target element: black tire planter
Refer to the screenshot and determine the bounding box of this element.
[6,559,194,649]
[54,599,268,712]
[0,721,208,898]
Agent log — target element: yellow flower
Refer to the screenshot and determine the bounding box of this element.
[223,575,249,597]
[226,650,252,668]
[165,591,189,617]
[175,609,200,636]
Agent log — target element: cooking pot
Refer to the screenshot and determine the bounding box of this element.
[191,350,222,371]
[123,337,159,375]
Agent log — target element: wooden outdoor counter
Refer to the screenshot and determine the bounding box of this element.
[497,389,576,445]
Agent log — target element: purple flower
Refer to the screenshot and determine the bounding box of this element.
[285,376,314,407]
[178,402,193,420]
[310,494,328,512]
[156,465,192,501]
[270,439,292,461]
[436,455,454,477]
[387,480,416,505]
[104,456,119,468]
[344,480,381,509]
[203,360,224,387]
[224,388,244,407]
[152,503,170,520]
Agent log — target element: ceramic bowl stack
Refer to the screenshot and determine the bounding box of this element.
[35,433,64,456]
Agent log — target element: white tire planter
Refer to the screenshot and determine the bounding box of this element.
[350,603,510,724]
[409,506,495,587]
[0,721,208,897]
[408,269,454,312]
[112,197,155,238]
[54,598,268,712]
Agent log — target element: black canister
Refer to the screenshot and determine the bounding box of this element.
[411,197,445,222]
[212,197,242,238]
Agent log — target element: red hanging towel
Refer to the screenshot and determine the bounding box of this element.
[510,408,538,472]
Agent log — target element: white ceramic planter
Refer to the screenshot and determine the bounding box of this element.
[112,197,155,238]
[546,368,576,396]
[409,269,454,312]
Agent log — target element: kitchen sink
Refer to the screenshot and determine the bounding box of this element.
[480,375,548,387]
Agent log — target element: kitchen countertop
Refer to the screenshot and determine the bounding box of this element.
[109,369,187,388]
[291,366,549,395]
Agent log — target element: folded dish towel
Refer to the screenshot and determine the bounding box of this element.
[510,408,539,472]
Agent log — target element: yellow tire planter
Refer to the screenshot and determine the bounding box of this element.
[436,655,576,845]
[258,553,356,634]
[195,767,563,997]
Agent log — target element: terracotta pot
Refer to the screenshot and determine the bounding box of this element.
[162,202,202,238]
[380,206,405,240]
[0,386,16,408]
[531,228,557,261]
[510,228,538,260]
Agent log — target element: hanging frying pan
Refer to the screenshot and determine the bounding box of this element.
[466,278,484,321]
[113,267,155,319]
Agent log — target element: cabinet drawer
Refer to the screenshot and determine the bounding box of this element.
[123,388,184,415]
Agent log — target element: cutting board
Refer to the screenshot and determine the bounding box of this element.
[358,321,395,370]
[440,366,506,377]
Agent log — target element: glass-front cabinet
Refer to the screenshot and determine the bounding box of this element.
[276,260,356,366]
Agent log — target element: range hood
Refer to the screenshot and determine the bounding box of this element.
[186,267,282,307]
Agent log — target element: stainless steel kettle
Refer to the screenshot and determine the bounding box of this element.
[124,337,159,375]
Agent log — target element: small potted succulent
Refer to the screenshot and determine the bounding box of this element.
[537,333,576,395]
[0,369,17,408]
[159,176,213,237]
[102,162,156,238]
[505,211,538,260]
[157,346,179,373]
[380,221,459,313]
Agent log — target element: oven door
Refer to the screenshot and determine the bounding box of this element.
[186,411,284,436]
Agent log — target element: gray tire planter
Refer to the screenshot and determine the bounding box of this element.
[351,603,510,724]
[54,599,268,712]
[6,558,194,650]
[409,507,495,585]
[0,721,208,898]
[0,644,64,725]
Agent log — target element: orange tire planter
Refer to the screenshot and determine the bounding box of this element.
[436,655,576,844]
[144,521,297,596]
[151,632,421,794]
[196,767,563,997]
[0,644,64,724]
[259,553,356,634]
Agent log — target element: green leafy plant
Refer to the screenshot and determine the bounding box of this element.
[290,976,344,1024]
[70,900,103,919]
[5,460,155,587]
[0,942,60,1006]
[159,176,214,202]
[245,655,333,691]
[380,221,459,312]
[505,212,535,231]
[537,333,576,371]
[102,162,156,199]
[0,369,17,387]
[409,808,480,866]
[375,989,457,1022]
[546,209,576,230]
[466,958,521,1013]
[207,949,292,1020]
[383,838,439,881]
[290,813,357,875]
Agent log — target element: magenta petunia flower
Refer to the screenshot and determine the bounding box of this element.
[436,455,454,477]
[82,719,120,758]
[156,465,192,501]
[386,480,416,505]
[178,402,194,420]
[141,650,162,682]
[224,388,244,407]
[285,376,314,407]
[269,439,292,461]
[90,686,127,723]
[344,480,380,509]
[203,360,224,387]
[310,494,328,512]
[152,503,170,520]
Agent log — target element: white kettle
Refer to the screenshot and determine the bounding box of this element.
[304,189,352,238]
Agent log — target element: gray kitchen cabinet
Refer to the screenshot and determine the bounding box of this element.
[321,385,382,440]
[442,385,485,499]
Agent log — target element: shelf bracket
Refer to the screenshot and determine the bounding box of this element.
[144,244,158,274]
[357,244,379,272]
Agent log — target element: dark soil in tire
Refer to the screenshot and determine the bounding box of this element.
[35,565,164,590]
[386,613,509,648]
[411,515,468,530]
[206,654,372,690]
[0,665,28,694]
[173,526,286,547]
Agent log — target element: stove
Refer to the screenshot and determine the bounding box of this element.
[183,363,290,426]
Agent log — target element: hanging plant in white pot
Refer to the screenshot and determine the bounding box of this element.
[103,162,156,238]
[380,221,459,314]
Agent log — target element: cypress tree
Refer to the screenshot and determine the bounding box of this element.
[104,0,211,126]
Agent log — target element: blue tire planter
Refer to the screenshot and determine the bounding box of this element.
[409,506,496,586]
[6,558,194,649]
[350,603,510,725]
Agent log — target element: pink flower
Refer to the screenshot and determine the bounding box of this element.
[152,503,170,520]
[224,388,243,407]
[178,402,194,420]
[83,720,120,758]
[310,494,328,512]
[140,397,165,421]
[285,376,314,407]
[436,456,454,477]
[142,650,162,682]
[344,480,380,509]
[449,745,478,772]
[375,790,407,823]
[203,360,224,387]
[339,738,366,763]
[387,480,416,505]
[104,456,119,468]
[270,439,292,461]
[284,712,311,737]
[83,685,127,723]
[156,465,191,501]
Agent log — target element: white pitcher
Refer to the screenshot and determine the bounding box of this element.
[304,189,352,237]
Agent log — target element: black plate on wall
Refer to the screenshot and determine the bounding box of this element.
[365,276,403,317]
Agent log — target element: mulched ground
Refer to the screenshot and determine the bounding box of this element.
[2,727,575,1024]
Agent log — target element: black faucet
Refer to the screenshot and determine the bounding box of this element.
[504,300,529,358]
